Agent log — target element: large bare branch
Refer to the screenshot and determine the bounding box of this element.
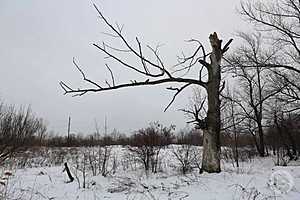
[60,4,231,111]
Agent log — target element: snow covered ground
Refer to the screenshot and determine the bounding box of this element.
[1,146,300,200]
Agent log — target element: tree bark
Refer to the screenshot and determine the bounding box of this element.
[256,66,265,157]
[257,123,265,157]
[201,33,222,173]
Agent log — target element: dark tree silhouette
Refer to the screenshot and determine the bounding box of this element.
[240,0,300,107]
[0,103,47,164]
[225,33,286,157]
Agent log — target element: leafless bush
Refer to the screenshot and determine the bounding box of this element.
[100,145,112,176]
[73,151,89,189]
[222,147,257,165]
[127,122,174,173]
[273,147,290,166]
[266,112,300,161]
[231,183,276,200]
[120,150,138,172]
[72,146,112,189]
[0,103,47,164]
[172,144,200,174]
[127,122,175,174]
[239,148,257,163]
[87,147,98,176]
[86,146,112,177]
[221,147,236,166]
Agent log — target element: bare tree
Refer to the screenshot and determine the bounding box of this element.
[225,33,286,157]
[0,103,46,164]
[240,0,300,106]
[60,4,233,173]
[217,0,300,158]
[240,0,300,69]
[269,69,300,111]
[172,144,199,174]
[265,97,299,160]
[221,88,245,167]
[36,118,47,146]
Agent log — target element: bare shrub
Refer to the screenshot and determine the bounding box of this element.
[172,144,199,174]
[274,147,290,166]
[73,151,88,189]
[0,103,47,164]
[127,122,174,174]
[222,147,257,166]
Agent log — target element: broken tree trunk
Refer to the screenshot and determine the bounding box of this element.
[63,162,74,183]
[201,33,222,173]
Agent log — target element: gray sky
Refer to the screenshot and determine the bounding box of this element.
[0,0,246,135]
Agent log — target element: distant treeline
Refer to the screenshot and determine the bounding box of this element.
[1,101,300,164]
[45,124,258,148]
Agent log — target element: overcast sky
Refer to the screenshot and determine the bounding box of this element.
[0,0,246,136]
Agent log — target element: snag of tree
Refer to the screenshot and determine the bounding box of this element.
[60,4,233,173]
[63,162,74,183]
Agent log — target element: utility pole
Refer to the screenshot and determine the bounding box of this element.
[67,116,71,146]
[104,116,108,136]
